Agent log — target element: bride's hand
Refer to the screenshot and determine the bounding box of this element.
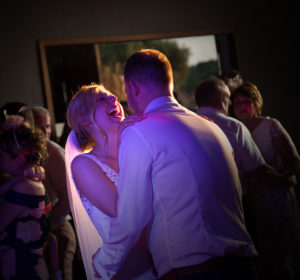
[118,114,147,137]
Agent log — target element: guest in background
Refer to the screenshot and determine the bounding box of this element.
[0,115,50,279]
[32,106,76,280]
[232,81,300,280]
[195,78,289,191]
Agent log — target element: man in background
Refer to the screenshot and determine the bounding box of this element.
[195,77,292,189]
[32,106,76,280]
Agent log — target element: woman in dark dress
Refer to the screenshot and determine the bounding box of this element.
[0,115,50,279]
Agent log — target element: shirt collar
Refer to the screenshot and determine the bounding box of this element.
[197,106,223,116]
[144,96,177,113]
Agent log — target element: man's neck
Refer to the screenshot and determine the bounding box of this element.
[206,105,226,115]
[214,104,227,115]
[140,91,172,113]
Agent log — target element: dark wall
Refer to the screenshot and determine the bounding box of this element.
[0,0,298,149]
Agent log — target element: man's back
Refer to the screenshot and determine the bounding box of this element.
[117,97,256,277]
[95,48,258,279]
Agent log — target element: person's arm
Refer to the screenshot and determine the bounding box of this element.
[237,122,266,173]
[71,155,118,217]
[46,146,72,230]
[1,166,44,199]
[93,126,153,279]
[246,163,296,187]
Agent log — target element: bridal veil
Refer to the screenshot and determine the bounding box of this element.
[65,130,102,280]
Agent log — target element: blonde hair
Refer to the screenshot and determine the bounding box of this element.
[67,84,111,150]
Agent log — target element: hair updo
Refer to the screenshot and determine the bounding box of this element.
[67,84,110,151]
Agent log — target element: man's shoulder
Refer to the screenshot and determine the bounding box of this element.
[223,114,245,128]
[262,116,281,127]
[46,139,65,163]
[207,112,243,133]
[142,108,201,129]
[47,139,65,152]
[122,108,200,141]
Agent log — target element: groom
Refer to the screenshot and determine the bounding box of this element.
[94,49,257,279]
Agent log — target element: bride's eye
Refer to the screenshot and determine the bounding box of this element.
[96,97,105,103]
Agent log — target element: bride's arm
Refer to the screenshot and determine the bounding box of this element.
[71,156,118,217]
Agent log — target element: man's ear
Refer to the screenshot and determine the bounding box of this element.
[129,80,140,97]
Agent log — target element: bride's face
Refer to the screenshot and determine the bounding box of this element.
[93,92,124,132]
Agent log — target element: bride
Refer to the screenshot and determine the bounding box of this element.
[65,84,156,279]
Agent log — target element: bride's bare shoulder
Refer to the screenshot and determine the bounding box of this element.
[71,154,95,170]
[71,154,108,181]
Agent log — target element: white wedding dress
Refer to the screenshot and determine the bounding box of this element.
[75,153,118,242]
[65,131,156,280]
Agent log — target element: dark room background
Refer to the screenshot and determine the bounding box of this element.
[0,1,298,150]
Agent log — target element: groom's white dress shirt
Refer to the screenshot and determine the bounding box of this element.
[94,96,257,279]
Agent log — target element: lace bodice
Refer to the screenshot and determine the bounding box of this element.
[72,153,118,241]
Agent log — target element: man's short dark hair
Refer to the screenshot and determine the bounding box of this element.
[195,78,226,107]
[124,49,173,89]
